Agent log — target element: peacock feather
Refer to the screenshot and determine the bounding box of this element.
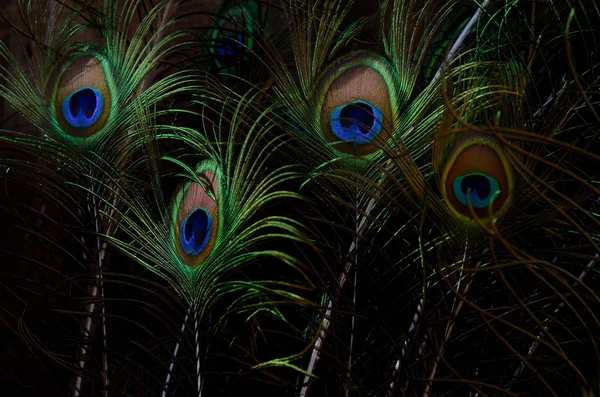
[1,0,599,396]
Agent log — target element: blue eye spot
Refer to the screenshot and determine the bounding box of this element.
[216,34,243,56]
[452,173,500,209]
[180,207,213,255]
[62,87,104,128]
[330,100,383,144]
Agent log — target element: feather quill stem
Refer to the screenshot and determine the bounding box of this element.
[299,1,490,383]
[422,238,475,397]
[71,200,109,397]
[390,2,491,391]
[161,308,191,397]
[298,174,379,396]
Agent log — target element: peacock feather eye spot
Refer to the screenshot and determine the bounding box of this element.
[216,33,244,56]
[452,173,500,209]
[180,207,213,255]
[462,174,491,199]
[62,87,104,128]
[54,55,113,139]
[340,102,374,134]
[442,142,512,218]
[330,100,383,144]
[318,54,398,156]
[173,166,221,269]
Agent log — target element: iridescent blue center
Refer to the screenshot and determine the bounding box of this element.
[62,87,104,128]
[216,34,243,56]
[452,173,500,209]
[180,207,213,255]
[330,100,383,144]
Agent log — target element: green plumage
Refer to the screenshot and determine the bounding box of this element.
[0,0,599,396]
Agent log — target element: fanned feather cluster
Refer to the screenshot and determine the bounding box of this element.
[1,0,599,396]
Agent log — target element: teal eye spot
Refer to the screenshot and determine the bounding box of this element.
[330,100,383,144]
[452,173,501,209]
[180,207,213,255]
[62,87,104,128]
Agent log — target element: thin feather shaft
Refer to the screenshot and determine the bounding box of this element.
[161,310,190,397]
[432,0,491,82]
